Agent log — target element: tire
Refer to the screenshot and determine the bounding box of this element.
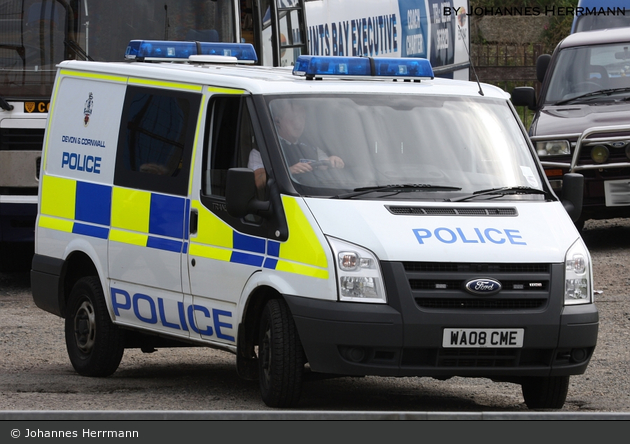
[574,217,585,233]
[521,376,570,409]
[258,298,305,407]
[64,276,125,377]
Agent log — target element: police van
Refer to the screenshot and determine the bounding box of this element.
[31,40,598,409]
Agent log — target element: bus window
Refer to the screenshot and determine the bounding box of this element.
[0,0,237,100]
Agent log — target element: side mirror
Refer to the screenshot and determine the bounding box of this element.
[561,173,584,223]
[511,86,537,110]
[225,168,271,218]
[536,54,551,83]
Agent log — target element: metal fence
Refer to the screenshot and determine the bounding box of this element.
[470,43,555,128]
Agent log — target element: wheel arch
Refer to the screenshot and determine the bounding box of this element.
[235,284,286,380]
[239,286,280,350]
[59,250,100,318]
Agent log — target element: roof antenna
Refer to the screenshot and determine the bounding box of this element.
[458,25,484,96]
[164,5,169,39]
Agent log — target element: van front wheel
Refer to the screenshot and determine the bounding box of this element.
[521,375,569,409]
[258,298,304,407]
[65,276,124,377]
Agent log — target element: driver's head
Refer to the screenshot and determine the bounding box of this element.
[272,100,306,144]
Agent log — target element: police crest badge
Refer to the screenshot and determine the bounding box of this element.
[84,92,93,126]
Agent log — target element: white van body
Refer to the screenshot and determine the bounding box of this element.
[31,44,598,409]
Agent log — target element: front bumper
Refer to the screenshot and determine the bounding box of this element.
[0,201,37,243]
[285,262,598,380]
[536,125,630,221]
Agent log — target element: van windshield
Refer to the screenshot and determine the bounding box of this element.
[265,94,543,199]
[545,42,630,104]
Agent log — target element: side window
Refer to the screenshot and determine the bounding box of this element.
[114,86,201,196]
[203,95,261,197]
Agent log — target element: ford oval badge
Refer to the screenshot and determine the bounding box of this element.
[465,278,502,295]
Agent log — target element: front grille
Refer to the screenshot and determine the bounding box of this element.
[410,279,548,291]
[401,347,555,368]
[0,128,45,151]
[574,137,630,166]
[438,348,519,367]
[387,206,517,216]
[416,298,546,310]
[404,261,552,311]
[404,262,549,273]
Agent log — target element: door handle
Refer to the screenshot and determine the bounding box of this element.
[189,208,198,235]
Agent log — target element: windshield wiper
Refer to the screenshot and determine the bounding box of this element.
[555,87,630,105]
[449,186,553,202]
[332,184,461,199]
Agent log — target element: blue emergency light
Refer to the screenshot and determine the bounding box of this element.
[292,55,434,80]
[124,40,258,63]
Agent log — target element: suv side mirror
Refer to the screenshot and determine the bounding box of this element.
[536,54,551,83]
[511,87,537,110]
[561,173,584,222]
[225,168,271,218]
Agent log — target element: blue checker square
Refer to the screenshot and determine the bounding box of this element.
[149,194,186,238]
[75,181,111,226]
[267,240,280,257]
[233,231,266,254]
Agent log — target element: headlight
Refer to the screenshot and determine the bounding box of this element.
[536,140,570,156]
[564,239,592,305]
[591,145,609,163]
[327,236,386,303]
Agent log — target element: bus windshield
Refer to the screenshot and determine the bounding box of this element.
[0,0,236,99]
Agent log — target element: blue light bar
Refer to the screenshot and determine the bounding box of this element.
[197,42,257,62]
[125,40,258,63]
[125,41,196,60]
[292,55,434,80]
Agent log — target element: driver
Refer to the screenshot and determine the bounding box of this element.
[248,99,344,189]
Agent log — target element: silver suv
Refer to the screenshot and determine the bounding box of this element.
[512,27,630,230]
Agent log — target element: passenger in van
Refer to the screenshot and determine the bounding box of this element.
[139,163,169,175]
[247,99,344,188]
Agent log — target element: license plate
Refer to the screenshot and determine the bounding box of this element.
[604,179,630,206]
[442,328,524,348]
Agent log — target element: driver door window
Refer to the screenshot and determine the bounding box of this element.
[204,95,262,197]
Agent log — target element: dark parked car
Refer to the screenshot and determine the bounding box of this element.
[512,28,630,230]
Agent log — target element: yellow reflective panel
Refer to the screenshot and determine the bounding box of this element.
[188,243,232,262]
[40,176,76,220]
[207,87,245,94]
[275,260,329,279]
[128,78,203,92]
[59,69,127,83]
[111,187,151,233]
[38,215,74,233]
[188,101,206,195]
[279,196,328,270]
[109,229,148,247]
[190,201,234,250]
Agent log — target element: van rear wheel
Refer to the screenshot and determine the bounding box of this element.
[65,276,124,377]
[521,375,569,409]
[258,298,304,407]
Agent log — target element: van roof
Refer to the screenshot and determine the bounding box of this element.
[56,59,509,100]
[559,26,630,49]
